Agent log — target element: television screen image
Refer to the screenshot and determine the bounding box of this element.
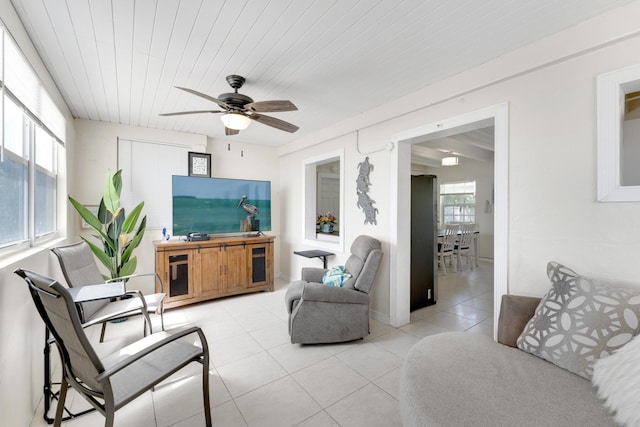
[172,175,271,236]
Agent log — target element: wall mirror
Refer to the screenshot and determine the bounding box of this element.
[597,64,640,201]
[303,150,344,251]
[317,160,340,236]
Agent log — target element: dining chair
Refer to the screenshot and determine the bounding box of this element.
[52,241,165,342]
[438,224,459,275]
[14,268,212,427]
[454,223,476,271]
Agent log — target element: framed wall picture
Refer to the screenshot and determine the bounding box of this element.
[188,152,211,177]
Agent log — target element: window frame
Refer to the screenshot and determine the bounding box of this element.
[0,24,63,254]
[597,64,640,201]
[440,180,477,225]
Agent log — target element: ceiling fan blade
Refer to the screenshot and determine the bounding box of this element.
[225,127,240,136]
[244,100,298,113]
[175,86,231,110]
[159,110,222,116]
[249,113,299,133]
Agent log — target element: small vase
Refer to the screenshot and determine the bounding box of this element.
[320,224,333,233]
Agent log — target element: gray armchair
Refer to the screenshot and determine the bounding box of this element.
[285,235,383,344]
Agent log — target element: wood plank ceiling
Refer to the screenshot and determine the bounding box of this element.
[9,0,633,149]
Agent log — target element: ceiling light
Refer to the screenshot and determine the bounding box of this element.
[220,112,251,130]
[441,156,459,166]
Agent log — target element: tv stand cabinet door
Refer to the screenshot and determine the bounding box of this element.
[199,246,225,298]
[157,249,196,303]
[247,242,273,289]
[223,244,248,293]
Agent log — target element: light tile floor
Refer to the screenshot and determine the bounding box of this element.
[31,262,494,427]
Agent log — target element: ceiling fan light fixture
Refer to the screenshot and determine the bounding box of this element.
[442,156,459,166]
[220,112,251,130]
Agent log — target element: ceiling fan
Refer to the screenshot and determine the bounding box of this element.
[159,75,299,135]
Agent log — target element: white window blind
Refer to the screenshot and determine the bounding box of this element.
[1,26,66,145]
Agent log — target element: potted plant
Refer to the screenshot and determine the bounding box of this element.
[317,212,337,233]
[68,169,146,280]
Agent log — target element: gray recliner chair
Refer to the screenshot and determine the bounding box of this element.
[285,235,383,344]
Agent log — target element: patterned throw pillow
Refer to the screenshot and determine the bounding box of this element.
[516,262,640,380]
[322,266,352,287]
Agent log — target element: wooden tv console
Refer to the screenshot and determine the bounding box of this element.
[154,235,274,309]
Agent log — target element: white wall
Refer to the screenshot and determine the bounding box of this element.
[279,132,393,321]
[72,120,282,281]
[278,2,640,327]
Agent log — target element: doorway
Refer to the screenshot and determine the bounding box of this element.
[389,103,509,336]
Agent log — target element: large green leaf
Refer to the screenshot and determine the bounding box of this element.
[68,197,102,231]
[103,235,116,257]
[103,170,120,213]
[81,237,114,274]
[122,215,146,263]
[88,226,114,249]
[101,232,117,255]
[132,215,146,250]
[119,256,137,278]
[106,222,119,255]
[112,169,123,196]
[114,208,125,236]
[97,199,112,225]
[122,202,144,234]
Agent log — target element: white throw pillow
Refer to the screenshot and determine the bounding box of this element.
[592,334,640,427]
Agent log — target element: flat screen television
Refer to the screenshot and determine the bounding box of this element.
[172,175,271,236]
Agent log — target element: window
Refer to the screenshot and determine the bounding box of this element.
[0,25,64,249]
[597,64,640,201]
[440,181,476,224]
[35,126,57,237]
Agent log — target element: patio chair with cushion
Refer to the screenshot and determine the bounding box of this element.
[14,268,211,427]
[52,241,165,342]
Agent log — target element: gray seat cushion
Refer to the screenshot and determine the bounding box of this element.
[400,332,615,427]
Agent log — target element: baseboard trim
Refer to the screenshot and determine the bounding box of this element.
[370,309,390,325]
